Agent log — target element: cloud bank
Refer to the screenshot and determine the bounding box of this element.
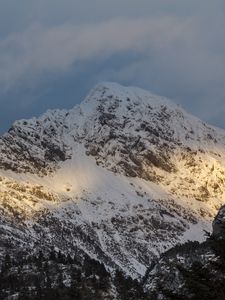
[0,0,224,131]
[0,17,191,89]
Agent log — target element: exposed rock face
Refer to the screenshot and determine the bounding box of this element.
[0,109,71,174]
[143,206,225,299]
[81,84,225,207]
[212,205,225,239]
[0,82,225,278]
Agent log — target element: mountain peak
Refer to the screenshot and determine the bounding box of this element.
[1,82,225,278]
[82,81,176,108]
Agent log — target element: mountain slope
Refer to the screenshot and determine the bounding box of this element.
[143,205,225,299]
[0,82,225,278]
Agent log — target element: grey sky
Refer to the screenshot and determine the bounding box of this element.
[0,0,225,133]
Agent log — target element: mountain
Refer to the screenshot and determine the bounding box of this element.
[1,82,225,280]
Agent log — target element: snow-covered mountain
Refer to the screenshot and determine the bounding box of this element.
[1,82,225,278]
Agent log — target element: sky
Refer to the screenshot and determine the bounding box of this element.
[0,0,225,133]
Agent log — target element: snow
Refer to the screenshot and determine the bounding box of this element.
[1,81,225,277]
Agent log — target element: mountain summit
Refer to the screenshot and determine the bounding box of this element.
[0,82,225,277]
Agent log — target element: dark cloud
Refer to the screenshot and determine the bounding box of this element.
[0,0,225,133]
